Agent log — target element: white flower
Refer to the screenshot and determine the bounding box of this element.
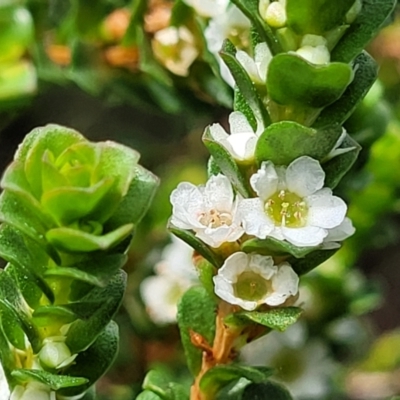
[322,217,355,249]
[39,336,76,369]
[0,362,10,400]
[11,382,56,400]
[141,237,197,324]
[213,252,299,310]
[183,0,229,18]
[240,156,348,247]
[236,42,272,85]
[170,174,244,248]
[209,111,260,162]
[204,5,251,86]
[241,323,337,399]
[152,26,198,76]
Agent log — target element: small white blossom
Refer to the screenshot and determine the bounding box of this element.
[261,0,287,28]
[170,174,244,248]
[322,217,355,249]
[209,111,260,162]
[141,237,197,324]
[11,382,56,400]
[213,252,299,310]
[183,0,229,18]
[240,156,348,247]
[152,26,198,76]
[39,336,76,369]
[204,5,251,86]
[236,42,272,86]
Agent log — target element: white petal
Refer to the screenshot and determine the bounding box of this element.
[226,132,257,161]
[325,217,355,242]
[250,162,279,199]
[255,42,272,82]
[204,174,234,211]
[229,111,254,134]
[248,254,276,280]
[281,225,328,247]
[218,252,249,281]
[170,182,205,229]
[285,156,325,197]
[197,224,244,248]
[183,0,229,17]
[271,263,299,298]
[240,198,274,239]
[236,50,261,83]
[209,122,229,141]
[307,188,347,229]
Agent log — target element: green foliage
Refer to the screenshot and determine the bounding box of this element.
[255,121,342,165]
[267,54,354,109]
[177,287,217,376]
[242,381,293,399]
[142,370,189,400]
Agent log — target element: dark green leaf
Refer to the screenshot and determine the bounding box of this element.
[1,307,26,350]
[203,126,252,198]
[177,287,217,376]
[331,0,396,63]
[207,157,222,177]
[215,378,251,400]
[234,87,257,132]
[169,224,223,268]
[32,305,77,327]
[200,365,273,398]
[58,321,119,397]
[255,121,342,165]
[142,370,189,400]
[242,381,293,400]
[11,369,88,390]
[323,134,361,189]
[65,271,126,353]
[267,54,353,109]
[241,237,317,258]
[220,39,271,129]
[286,0,353,35]
[234,307,302,331]
[290,249,337,275]
[314,52,378,127]
[230,0,281,54]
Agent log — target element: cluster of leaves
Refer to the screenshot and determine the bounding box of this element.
[0,125,158,398]
[139,0,396,399]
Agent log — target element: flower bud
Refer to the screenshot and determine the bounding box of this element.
[39,337,74,369]
[263,1,287,28]
[11,382,54,400]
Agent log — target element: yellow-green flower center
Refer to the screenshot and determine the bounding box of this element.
[265,190,308,228]
[234,271,271,301]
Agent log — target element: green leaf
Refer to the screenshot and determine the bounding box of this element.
[57,321,119,398]
[1,307,26,350]
[255,121,342,165]
[106,165,159,230]
[234,307,303,331]
[323,134,361,189]
[46,223,133,253]
[234,87,257,132]
[196,258,217,297]
[11,369,88,390]
[177,286,217,376]
[65,271,126,353]
[203,126,252,198]
[314,52,378,127]
[241,237,317,258]
[45,253,127,287]
[230,0,281,54]
[170,0,193,26]
[242,381,293,400]
[286,0,353,35]
[137,391,163,400]
[215,378,251,400]
[142,370,189,400]
[32,305,77,327]
[169,224,223,268]
[290,249,337,275]
[220,39,271,129]
[200,365,273,398]
[331,0,396,63]
[267,54,354,109]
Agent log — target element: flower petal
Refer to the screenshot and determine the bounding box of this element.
[250,162,279,199]
[307,188,347,229]
[240,198,274,239]
[203,174,234,211]
[325,217,355,242]
[281,225,327,247]
[285,156,325,197]
[229,111,254,134]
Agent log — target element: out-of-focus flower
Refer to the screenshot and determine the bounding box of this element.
[241,323,337,399]
[170,174,244,248]
[152,26,199,76]
[141,237,197,324]
[183,0,229,18]
[208,111,259,162]
[240,156,348,247]
[213,252,299,310]
[204,5,251,86]
[0,362,10,400]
